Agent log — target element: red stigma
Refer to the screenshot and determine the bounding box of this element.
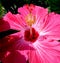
[24,28,39,42]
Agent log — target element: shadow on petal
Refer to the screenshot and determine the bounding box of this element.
[2,51,27,63]
[0,18,10,32]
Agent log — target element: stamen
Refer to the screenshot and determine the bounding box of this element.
[26,13,35,26]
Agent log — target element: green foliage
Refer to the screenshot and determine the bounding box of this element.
[48,0,60,13]
[0,3,6,18]
[0,4,5,17]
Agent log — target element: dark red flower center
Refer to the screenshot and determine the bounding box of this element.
[24,28,39,42]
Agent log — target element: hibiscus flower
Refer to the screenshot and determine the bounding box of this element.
[2,4,60,63]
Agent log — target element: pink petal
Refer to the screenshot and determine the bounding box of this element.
[11,36,34,51]
[28,40,60,63]
[32,6,48,31]
[18,4,35,17]
[18,4,29,17]
[3,12,27,30]
[32,6,48,20]
[0,18,10,32]
[0,35,32,52]
[2,51,26,63]
[42,12,60,40]
[0,35,33,61]
[0,35,20,59]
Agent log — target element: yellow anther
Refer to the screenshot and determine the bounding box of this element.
[26,13,35,26]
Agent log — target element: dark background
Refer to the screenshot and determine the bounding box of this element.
[0,0,60,15]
